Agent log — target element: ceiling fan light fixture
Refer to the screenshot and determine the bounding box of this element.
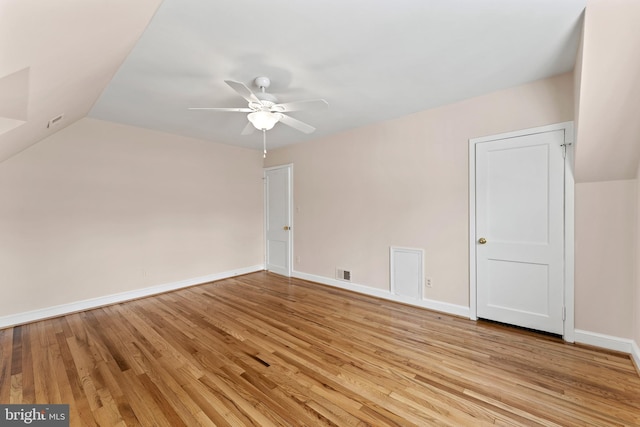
[248,111,282,131]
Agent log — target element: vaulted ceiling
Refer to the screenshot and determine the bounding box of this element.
[574,0,640,182]
[1,0,586,162]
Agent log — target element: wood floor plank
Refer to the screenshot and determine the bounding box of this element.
[0,328,13,403]
[2,271,640,426]
[19,324,36,404]
[31,322,57,404]
[55,330,98,427]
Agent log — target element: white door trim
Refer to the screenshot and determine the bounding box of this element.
[468,122,575,341]
[264,164,293,277]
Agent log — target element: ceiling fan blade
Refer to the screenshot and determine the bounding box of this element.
[279,114,316,134]
[240,121,255,135]
[188,107,253,112]
[225,80,262,105]
[271,99,328,113]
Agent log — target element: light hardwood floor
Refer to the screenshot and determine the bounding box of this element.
[2,271,639,426]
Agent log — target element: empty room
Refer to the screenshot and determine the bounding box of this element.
[1,0,640,426]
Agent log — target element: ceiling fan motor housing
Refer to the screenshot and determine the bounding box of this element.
[254,92,278,105]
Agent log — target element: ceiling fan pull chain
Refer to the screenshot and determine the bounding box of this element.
[263,129,267,158]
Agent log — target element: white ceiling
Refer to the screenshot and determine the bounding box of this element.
[88,0,586,151]
[1,1,586,161]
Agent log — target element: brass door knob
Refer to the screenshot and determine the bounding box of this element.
[283,226,291,231]
[478,237,487,244]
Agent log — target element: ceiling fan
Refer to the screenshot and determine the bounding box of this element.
[189,76,328,157]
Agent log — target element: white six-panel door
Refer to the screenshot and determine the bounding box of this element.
[475,129,565,335]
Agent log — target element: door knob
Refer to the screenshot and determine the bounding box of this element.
[283,226,291,231]
[478,237,487,244]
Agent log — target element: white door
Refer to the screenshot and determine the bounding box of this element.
[265,165,292,276]
[475,129,565,334]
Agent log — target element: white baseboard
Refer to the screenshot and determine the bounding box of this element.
[292,270,470,318]
[632,340,640,375]
[574,329,635,354]
[0,265,264,329]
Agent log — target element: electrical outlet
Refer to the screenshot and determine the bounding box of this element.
[426,277,433,288]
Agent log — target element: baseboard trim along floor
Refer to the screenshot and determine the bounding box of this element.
[0,264,264,329]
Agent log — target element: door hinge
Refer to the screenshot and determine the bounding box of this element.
[562,306,566,321]
[561,143,572,159]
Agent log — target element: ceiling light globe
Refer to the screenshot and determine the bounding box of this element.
[248,111,281,131]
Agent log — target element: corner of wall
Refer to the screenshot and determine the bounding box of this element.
[635,165,640,375]
[632,340,640,377]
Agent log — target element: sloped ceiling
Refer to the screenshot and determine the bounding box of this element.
[1,0,586,161]
[0,0,162,162]
[574,0,640,182]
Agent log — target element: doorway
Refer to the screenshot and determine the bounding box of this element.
[264,164,293,276]
[469,122,574,339]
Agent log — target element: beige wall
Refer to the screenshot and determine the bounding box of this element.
[0,118,264,317]
[572,0,640,349]
[575,180,636,338]
[265,73,574,307]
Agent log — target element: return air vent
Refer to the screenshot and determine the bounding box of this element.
[390,247,424,300]
[336,268,351,282]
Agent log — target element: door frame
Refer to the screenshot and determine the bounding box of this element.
[468,122,575,342]
[264,163,294,277]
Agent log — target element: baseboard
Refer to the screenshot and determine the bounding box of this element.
[292,270,470,318]
[0,265,264,329]
[574,329,635,354]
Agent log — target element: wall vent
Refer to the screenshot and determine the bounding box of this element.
[336,268,351,282]
[47,114,64,128]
